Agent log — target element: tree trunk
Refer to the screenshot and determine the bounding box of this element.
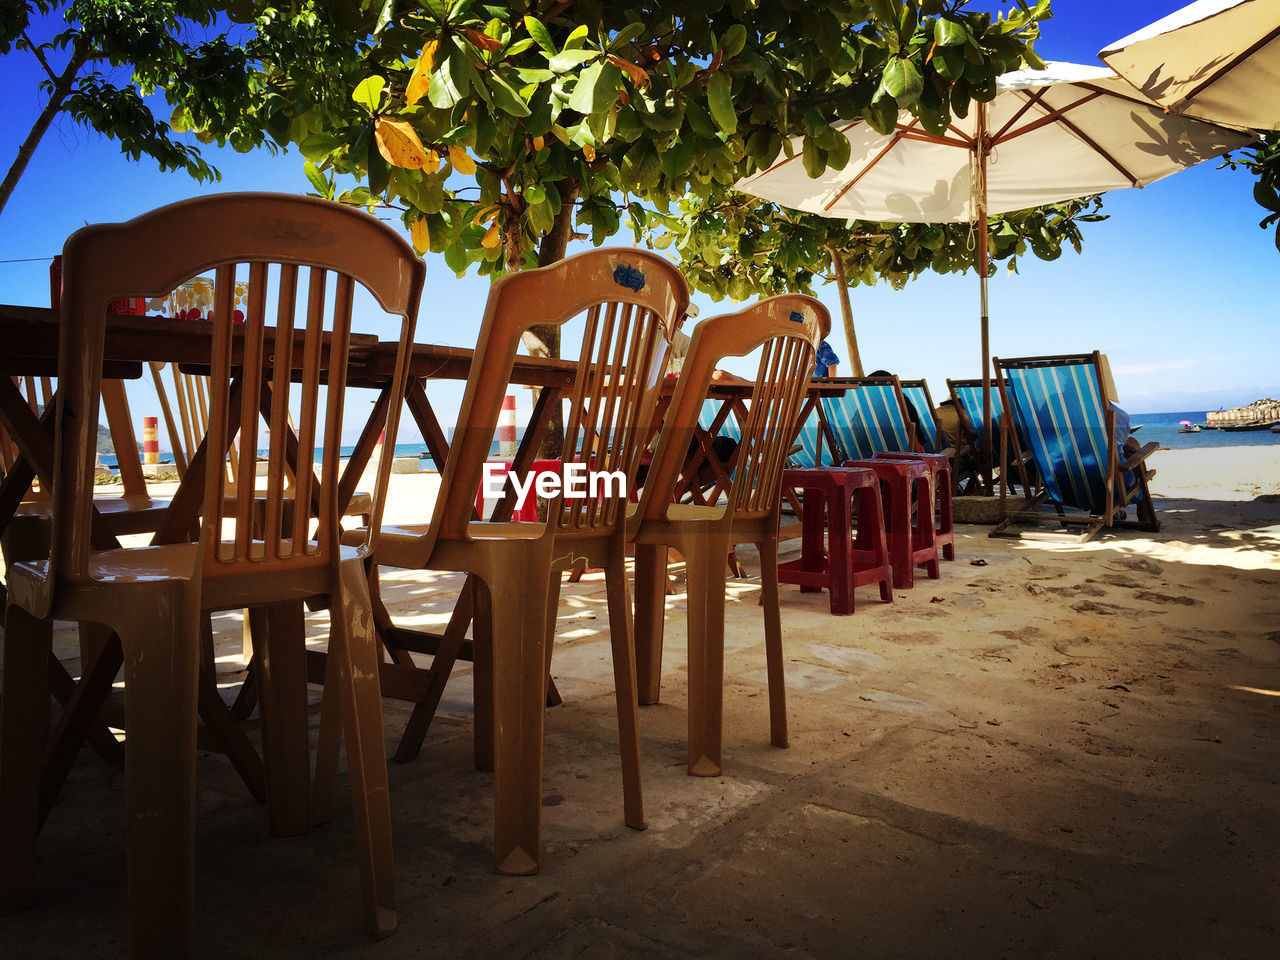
[826,243,863,377]
[0,41,90,217]
[522,179,580,458]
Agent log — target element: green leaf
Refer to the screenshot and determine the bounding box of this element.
[933,16,966,47]
[549,48,598,72]
[882,57,922,106]
[801,136,825,178]
[524,15,555,53]
[303,161,330,197]
[352,76,384,113]
[722,24,747,59]
[298,132,347,162]
[488,71,532,117]
[568,60,622,114]
[608,23,646,51]
[706,73,736,135]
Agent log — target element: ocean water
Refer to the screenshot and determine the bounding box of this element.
[1127,411,1280,450]
[98,414,1278,471]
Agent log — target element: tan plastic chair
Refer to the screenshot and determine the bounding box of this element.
[630,295,826,777]
[0,193,423,957]
[358,248,688,877]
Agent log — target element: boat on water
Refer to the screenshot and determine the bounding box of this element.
[1272,425,1280,434]
[1220,420,1279,432]
[1178,420,1201,434]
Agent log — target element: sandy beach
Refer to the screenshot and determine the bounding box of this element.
[5,443,1279,958]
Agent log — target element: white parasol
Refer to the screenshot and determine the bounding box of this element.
[1101,0,1280,131]
[736,62,1251,458]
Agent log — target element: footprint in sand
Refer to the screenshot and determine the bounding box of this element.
[1092,573,1141,589]
[1046,583,1107,598]
[995,627,1045,642]
[1107,557,1163,576]
[1072,599,1140,617]
[1133,590,1200,607]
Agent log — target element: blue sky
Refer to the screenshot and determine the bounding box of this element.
[1,0,1277,444]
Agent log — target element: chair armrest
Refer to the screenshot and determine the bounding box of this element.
[1121,441,1159,472]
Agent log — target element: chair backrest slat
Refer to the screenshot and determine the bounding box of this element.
[49,193,423,593]
[429,249,689,549]
[638,296,826,525]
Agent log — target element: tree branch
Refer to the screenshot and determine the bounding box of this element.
[22,31,59,86]
[0,38,91,217]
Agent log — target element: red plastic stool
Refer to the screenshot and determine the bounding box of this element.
[873,451,955,562]
[475,458,562,521]
[777,467,893,615]
[843,458,938,589]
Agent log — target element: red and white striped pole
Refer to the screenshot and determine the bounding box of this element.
[142,416,159,476]
[498,394,517,458]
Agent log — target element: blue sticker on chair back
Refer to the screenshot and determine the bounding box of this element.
[789,311,804,323]
[613,264,646,292]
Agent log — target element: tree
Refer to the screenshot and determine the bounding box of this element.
[204,0,1055,452]
[1223,132,1280,253]
[0,0,273,216]
[648,190,1105,371]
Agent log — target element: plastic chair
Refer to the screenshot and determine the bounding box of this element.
[843,458,939,589]
[991,352,1159,542]
[631,295,825,777]
[358,248,689,876]
[0,193,424,957]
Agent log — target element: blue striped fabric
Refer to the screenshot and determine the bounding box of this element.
[821,383,912,461]
[951,381,1004,450]
[786,409,837,467]
[698,399,742,442]
[998,359,1112,514]
[900,382,940,453]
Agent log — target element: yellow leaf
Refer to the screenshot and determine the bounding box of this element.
[406,41,438,106]
[481,221,502,249]
[410,217,430,255]
[607,55,650,88]
[462,28,503,53]
[532,135,545,151]
[448,144,477,175]
[374,117,430,169]
[472,204,499,226]
[582,144,596,162]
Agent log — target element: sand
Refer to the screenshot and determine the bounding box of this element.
[4,445,1279,958]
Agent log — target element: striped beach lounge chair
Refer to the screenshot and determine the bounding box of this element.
[991,352,1159,543]
[819,376,918,461]
[899,379,952,456]
[947,376,1038,495]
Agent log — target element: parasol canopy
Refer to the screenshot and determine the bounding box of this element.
[1101,0,1280,131]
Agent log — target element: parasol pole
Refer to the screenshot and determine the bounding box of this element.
[976,101,993,476]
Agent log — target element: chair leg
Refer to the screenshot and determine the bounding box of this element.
[681,533,731,777]
[249,602,312,838]
[480,553,553,876]
[0,602,53,914]
[329,559,397,940]
[470,576,495,773]
[757,534,788,749]
[633,543,667,705]
[117,584,202,960]
[602,543,645,831]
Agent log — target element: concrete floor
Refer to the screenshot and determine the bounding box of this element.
[3,503,1279,958]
